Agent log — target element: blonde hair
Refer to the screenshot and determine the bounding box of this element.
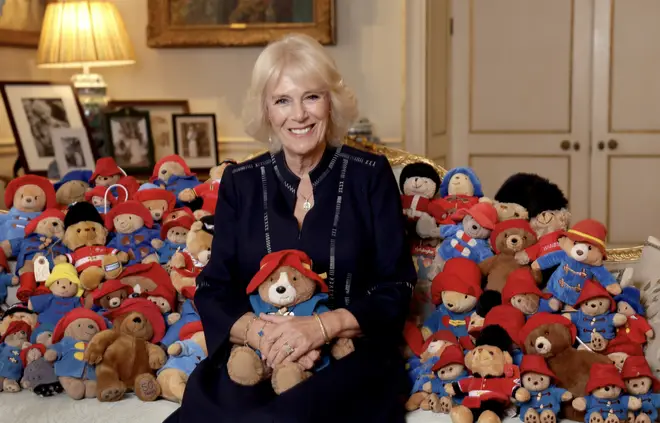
[242,33,358,151]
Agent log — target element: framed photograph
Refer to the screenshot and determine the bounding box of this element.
[0,81,90,173]
[51,127,95,174]
[172,113,219,170]
[147,0,335,47]
[104,108,156,174]
[0,0,55,48]
[107,100,190,161]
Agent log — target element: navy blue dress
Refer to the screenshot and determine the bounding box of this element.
[165,145,417,423]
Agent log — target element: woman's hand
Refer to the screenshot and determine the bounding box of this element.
[258,313,326,368]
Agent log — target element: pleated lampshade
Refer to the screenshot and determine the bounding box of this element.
[37,0,135,69]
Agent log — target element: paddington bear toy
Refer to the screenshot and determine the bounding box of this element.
[621,356,660,423]
[399,162,442,223]
[613,287,654,346]
[0,175,58,242]
[150,155,200,207]
[518,355,573,423]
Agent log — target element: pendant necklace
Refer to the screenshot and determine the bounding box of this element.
[301,194,312,212]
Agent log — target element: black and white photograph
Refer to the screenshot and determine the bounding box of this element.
[0,81,87,173]
[173,113,219,170]
[51,127,95,175]
[104,107,155,174]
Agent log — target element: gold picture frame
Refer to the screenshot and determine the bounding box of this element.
[147,0,335,48]
[0,0,54,48]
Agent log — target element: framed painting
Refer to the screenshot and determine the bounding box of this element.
[0,0,53,48]
[0,80,91,174]
[147,0,335,47]
[107,100,190,161]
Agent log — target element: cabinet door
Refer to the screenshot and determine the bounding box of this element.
[591,0,660,246]
[450,0,591,221]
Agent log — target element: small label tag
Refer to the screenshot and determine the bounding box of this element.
[104,262,120,273]
[34,256,50,282]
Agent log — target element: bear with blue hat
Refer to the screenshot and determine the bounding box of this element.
[54,170,93,208]
[614,286,654,345]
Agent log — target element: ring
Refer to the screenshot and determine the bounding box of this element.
[283,343,295,356]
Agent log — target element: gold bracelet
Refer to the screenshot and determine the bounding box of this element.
[244,315,259,347]
[313,312,331,345]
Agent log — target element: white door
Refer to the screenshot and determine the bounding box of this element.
[450,0,591,222]
[591,0,660,246]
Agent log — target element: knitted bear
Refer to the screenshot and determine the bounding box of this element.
[436,166,488,216]
[621,356,660,423]
[398,162,441,224]
[28,263,83,327]
[518,355,573,423]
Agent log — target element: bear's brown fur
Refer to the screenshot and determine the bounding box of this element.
[56,180,90,207]
[522,320,611,422]
[13,184,49,213]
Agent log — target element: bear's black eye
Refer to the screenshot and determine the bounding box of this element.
[91,227,96,232]
[161,170,167,174]
[588,246,592,251]
[514,212,519,217]
[489,351,494,356]
[106,296,110,300]
[544,331,549,336]
[464,295,468,299]
[527,377,532,382]
[599,302,603,306]
[128,216,132,220]
[77,229,81,233]
[540,377,544,382]
[517,298,522,303]
[440,370,445,375]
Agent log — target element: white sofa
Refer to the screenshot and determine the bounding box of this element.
[1,141,647,423]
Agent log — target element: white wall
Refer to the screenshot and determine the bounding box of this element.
[0,0,405,171]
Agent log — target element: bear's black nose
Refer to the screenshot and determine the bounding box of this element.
[576,250,583,256]
[590,303,597,308]
[25,198,32,203]
[633,383,638,388]
[276,286,286,294]
[52,222,58,226]
[511,238,518,244]
[533,381,538,386]
[447,303,454,308]
[537,342,544,349]
[133,317,142,324]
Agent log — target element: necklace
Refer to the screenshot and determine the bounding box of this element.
[299,191,313,212]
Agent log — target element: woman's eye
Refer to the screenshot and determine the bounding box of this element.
[274,98,288,105]
[305,94,320,101]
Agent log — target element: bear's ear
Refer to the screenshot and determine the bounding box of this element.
[190,221,203,232]
[464,349,474,370]
[502,350,513,365]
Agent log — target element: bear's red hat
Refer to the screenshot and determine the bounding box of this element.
[0,321,32,343]
[431,344,465,372]
[91,279,133,306]
[585,363,625,393]
[246,249,327,294]
[484,304,526,346]
[605,336,644,357]
[431,258,482,304]
[150,154,195,182]
[502,268,551,305]
[134,189,176,212]
[574,280,616,312]
[24,209,66,236]
[464,202,498,230]
[142,279,177,311]
[621,356,660,391]
[160,215,195,240]
[520,355,557,381]
[489,219,536,254]
[105,200,154,230]
[181,286,196,300]
[519,312,577,347]
[179,321,203,341]
[52,308,108,344]
[85,186,117,207]
[564,219,608,259]
[116,176,140,200]
[5,175,57,209]
[90,157,122,182]
[103,298,166,343]
[163,207,194,224]
[422,330,460,353]
[20,343,46,367]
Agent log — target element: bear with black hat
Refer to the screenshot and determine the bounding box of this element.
[494,173,571,277]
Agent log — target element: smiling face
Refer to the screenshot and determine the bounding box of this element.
[448,173,474,196]
[403,176,437,198]
[49,278,79,298]
[167,226,189,244]
[625,376,652,395]
[267,72,330,156]
[64,317,101,342]
[580,297,611,316]
[465,345,510,377]
[113,213,144,234]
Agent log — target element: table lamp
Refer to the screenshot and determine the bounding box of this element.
[36,0,135,117]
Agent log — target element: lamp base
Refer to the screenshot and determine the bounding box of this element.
[71,71,112,158]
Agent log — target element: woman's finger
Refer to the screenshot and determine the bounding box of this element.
[269,337,297,368]
[297,355,314,370]
[259,313,292,324]
[259,326,283,360]
[266,332,291,366]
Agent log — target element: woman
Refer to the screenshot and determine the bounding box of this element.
[165,33,417,423]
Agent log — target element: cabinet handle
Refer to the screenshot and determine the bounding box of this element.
[608,139,619,150]
[560,140,571,150]
[573,142,580,151]
[598,141,605,150]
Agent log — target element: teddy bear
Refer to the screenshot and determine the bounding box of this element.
[84,298,167,402]
[0,321,32,392]
[563,280,627,352]
[227,249,354,395]
[91,279,133,312]
[422,258,482,350]
[572,363,642,423]
[621,356,660,423]
[494,173,571,266]
[85,185,118,216]
[531,219,621,309]
[169,215,214,292]
[163,207,195,225]
[160,287,200,348]
[133,184,176,226]
[0,304,38,337]
[0,174,58,242]
[493,201,529,222]
[0,248,17,304]
[435,166,489,216]
[19,343,63,397]
[55,202,129,291]
[28,263,83,327]
[141,279,178,326]
[398,162,442,223]
[479,218,538,293]
[178,160,236,220]
[105,200,160,266]
[44,308,108,399]
[604,337,645,372]
[30,324,55,348]
[502,268,561,318]
[156,320,206,403]
[426,202,498,277]
[481,304,527,366]
[149,155,200,207]
[444,324,531,423]
[520,312,612,422]
[54,170,92,208]
[613,287,654,346]
[157,215,193,265]
[1,209,70,302]
[517,355,573,423]
[407,344,468,413]
[89,157,123,188]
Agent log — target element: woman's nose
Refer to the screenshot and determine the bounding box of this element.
[292,102,307,121]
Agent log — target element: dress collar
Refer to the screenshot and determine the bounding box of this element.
[271,145,342,195]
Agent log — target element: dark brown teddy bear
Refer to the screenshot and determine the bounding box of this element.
[519,312,611,422]
[84,298,166,402]
[479,219,538,293]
